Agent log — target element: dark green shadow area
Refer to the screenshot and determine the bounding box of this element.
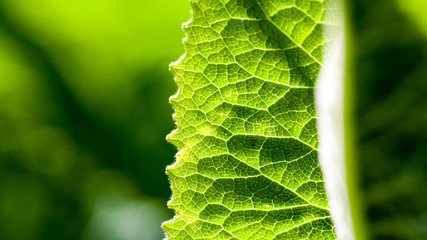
[349,0,427,239]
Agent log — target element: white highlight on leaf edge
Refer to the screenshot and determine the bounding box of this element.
[315,32,355,240]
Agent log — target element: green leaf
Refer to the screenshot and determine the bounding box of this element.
[164,0,338,239]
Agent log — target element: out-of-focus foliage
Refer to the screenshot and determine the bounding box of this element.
[350,0,427,239]
[0,0,189,239]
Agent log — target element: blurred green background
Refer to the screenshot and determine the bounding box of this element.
[0,0,189,239]
[350,0,427,239]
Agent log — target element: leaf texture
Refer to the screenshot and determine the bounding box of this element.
[164,0,337,239]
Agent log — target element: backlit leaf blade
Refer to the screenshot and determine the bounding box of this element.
[164,0,338,239]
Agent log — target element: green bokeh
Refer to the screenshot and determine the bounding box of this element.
[0,0,190,239]
[350,0,427,239]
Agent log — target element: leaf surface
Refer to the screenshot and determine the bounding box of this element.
[165,0,337,239]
